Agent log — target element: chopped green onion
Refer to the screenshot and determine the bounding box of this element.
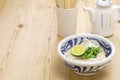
[80,46,102,59]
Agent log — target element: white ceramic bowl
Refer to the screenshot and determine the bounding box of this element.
[57,34,115,76]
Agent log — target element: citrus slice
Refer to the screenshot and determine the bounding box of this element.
[71,45,85,56]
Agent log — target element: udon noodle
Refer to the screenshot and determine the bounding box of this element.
[64,39,106,62]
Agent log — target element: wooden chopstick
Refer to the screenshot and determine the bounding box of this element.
[56,0,64,8]
[64,0,70,9]
[56,0,78,9]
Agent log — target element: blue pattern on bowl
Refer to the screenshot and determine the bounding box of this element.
[64,61,110,75]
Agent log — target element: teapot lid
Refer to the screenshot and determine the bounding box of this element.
[96,0,112,7]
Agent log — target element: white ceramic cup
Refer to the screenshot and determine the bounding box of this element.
[56,7,78,37]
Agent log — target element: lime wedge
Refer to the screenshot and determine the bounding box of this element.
[71,45,85,56]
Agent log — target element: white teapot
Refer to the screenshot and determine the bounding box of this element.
[84,0,120,37]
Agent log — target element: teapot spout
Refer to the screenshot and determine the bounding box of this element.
[112,5,120,11]
[84,7,95,24]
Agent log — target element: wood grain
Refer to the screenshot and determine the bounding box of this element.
[0,0,120,80]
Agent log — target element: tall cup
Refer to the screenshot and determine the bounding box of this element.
[56,7,78,37]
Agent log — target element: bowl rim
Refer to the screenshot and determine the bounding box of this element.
[57,34,115,66]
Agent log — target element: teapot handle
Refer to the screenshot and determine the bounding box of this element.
[112,5,120,22]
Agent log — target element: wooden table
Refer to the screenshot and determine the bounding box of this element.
[0,0,120,80]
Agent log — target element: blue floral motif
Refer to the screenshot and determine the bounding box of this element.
[64,62,110,75]
[61,40,73,54]
[73,38,77,45]
[65,62,81,73]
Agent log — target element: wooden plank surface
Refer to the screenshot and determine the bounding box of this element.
[0,0,120,80]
